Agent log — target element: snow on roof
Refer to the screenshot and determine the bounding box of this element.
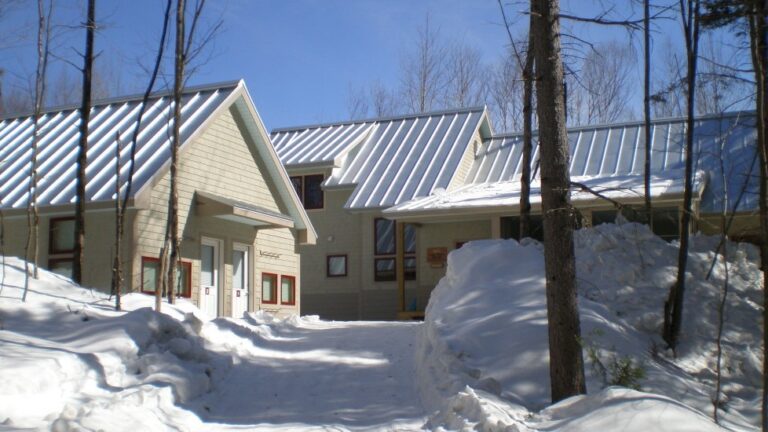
[385,169,706,216]
[0,80,241,209]
[468,112,757,213]
[271,106,489,210]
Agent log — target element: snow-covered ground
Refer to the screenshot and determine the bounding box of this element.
[0,221,762,431]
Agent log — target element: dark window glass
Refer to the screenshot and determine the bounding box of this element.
[404,257,416,281]
[375,258,396,281]
[48,259,73,278]
[290,176,303,199]
[50,218,75,254]
[404,224,416,253]
[304,174,324,209]
[500,215,544,241]
[375,218,396,255]
[591,210,618,226]
[652,207,679,241]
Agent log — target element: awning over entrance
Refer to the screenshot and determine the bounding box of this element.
[195,191,295,228]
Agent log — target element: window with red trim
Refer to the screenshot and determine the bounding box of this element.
[280,275,296,305]
[140,256,192,298]
[261,272,278,304]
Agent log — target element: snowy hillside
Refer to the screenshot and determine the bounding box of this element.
[0,221,762,431]
[420,222,761,431]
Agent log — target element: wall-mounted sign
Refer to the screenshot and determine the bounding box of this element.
[427,247,448,268]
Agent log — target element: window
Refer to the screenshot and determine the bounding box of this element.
[327,255,347,277]
[48,217,76,277]
[374,218,416,281]
[140,257,192,298]
[591,206,680,242]
[262,272,278,304]
[281,275,296,305]
[290,174,324,209]
[501,215,544,241]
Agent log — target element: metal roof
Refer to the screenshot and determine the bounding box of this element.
[385,169,706,217]
[467,112,757,213]
[272,107,489,210]
[0,81,240,209]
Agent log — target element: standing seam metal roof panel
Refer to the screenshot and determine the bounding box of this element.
[467,112,757,213]
[0,81,240,209]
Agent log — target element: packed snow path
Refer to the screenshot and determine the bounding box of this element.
[194,316,428,430]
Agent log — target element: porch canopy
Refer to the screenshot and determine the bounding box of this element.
[383,169,707,223]
[195,191,294,228]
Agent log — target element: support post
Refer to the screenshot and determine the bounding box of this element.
[396,221,405,313]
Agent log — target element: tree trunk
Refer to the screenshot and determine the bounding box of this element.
[748,3,768,429]
[531,0,586,403]
[111,132,122,311]
[116,0,172,312]
[643,0,653,224]
[520,14,535,240]
[663,0,700,352]
[73,0,95,285]
[166,0,186,304]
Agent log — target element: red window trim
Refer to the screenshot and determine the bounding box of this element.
[326,254,348,277]
[140,256,192,298]
[280,275,296,305]
[261,272,278,304]
[49,216,76,255]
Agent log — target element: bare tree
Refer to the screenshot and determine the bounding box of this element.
[346,83,369,120]
[23,0,53,301]
[568,42,636,125]
[369,80,397,117]
[531,0,586,402]
[399,14,448,113]
[643,0,653,222]
[663,0,701,352]
[488,50,524,132]
[696,35,753,114]
[113,0,173,312]
[444,43,487,108]
[72,0,96,286]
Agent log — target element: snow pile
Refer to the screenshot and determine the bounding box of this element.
[420,222,761,431]
[0,257,214,430]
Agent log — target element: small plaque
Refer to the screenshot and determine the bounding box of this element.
[427,247,448,268]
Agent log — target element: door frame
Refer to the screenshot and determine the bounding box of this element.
[200,236,223,317]
[231,242,252,317]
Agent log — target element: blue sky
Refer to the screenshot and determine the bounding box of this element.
[0,0,730,130]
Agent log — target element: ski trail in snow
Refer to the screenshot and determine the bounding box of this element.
[192,317,428,430]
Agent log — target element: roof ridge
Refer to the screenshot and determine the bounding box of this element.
[271,105,487,133]
[490,110,756,139]
[0,79,243,122]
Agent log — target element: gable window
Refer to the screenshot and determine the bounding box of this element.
[48,217,75,278]
[140,256,192,298]
[262,272,278,304]
[281,275,296,305]
[327,254,348,277]
[374,218,416,282]
[290,174,324,209]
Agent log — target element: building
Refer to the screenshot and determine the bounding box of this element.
[0,80,316,318]
[272,108,757,321]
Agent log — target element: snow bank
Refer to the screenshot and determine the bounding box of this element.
[420,222,761,431]
[0,257,215,430]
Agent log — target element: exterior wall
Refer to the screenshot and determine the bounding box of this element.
[132,106,300,317]
[296,188,364,320]
[447,129,482,191]
[699,212,761,242]
[2,210,133,291]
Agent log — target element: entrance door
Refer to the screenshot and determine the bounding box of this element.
[231,243,250,318]
[200,238,220,317]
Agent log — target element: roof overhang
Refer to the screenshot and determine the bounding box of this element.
[195,192,294,228]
